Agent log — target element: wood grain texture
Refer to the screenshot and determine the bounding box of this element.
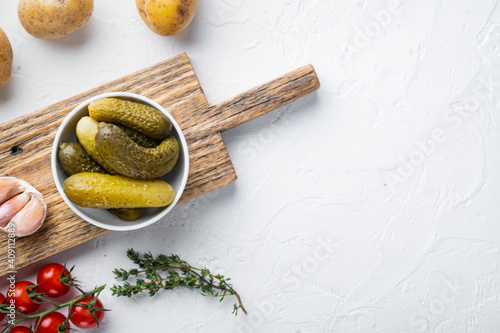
[0,53,320,276]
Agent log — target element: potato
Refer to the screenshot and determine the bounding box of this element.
[18,0,94,40]
[0,28,13,88]
[136,0,200,36]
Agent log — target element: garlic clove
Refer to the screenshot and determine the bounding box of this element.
[0,193,30,228]
[9,195,47,238]
[0,177,25,205]
[0,177,47,237]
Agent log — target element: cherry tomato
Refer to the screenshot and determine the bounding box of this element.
[36,263,72,298]
[10,326,31,333]
[9,281,40,314]
[69,296,104,329]
[0,292,5,322]
[34,312,69,333]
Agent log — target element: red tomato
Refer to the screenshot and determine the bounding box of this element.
[0,292,5,322]
[36,263,72,298]
[69,296,105,329]
[10,326,31,333]
[9,281,40,314]
[34,312,69,333]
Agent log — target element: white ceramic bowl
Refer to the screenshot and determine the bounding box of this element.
[51,92,189,231]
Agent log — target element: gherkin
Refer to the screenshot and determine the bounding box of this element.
[57,141,141,221]
[115,124,160,148]
[88,98,172,140]
[108,208,141,221]
[58,142,105,175]
[63,173,175,209]
[95,122,179,180]
[76,116,118,175]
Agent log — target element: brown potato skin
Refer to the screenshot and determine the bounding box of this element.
[136,0,200,36]
[18,0,94,40]
[0,28,13,88]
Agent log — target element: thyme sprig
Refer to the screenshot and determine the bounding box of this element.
[110,249,247,316]
[0,265,107,333]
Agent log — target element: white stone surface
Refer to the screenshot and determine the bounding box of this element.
[1,0,500,332]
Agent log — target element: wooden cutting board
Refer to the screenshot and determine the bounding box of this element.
[0,53,320,277]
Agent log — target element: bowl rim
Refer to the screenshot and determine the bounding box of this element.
[51,92,190,231]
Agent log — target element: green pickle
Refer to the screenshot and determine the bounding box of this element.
[108,208,141,221]
[95,122,179,180]
[58,142,105,175]
[63,173,176,209]
[115,124,160,148]
[88,98,172,140]
[58,141,141,221]
[76,116,118,174]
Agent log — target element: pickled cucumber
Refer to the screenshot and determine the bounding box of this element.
[58,142,105,175]
[115,124,160,148]
[95,123,179,180]
[76,116,118,174]
[108,208,141,221]
[57,141,141,221]
[88,98,172,140]
[63,173,175,209]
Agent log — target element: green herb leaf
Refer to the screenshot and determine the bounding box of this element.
[111,249,247,316]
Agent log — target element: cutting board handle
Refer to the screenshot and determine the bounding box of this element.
[210,64,320,132]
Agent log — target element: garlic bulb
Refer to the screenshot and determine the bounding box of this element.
[0,177,47,237]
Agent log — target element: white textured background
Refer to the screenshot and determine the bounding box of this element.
[1,0,500,332]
